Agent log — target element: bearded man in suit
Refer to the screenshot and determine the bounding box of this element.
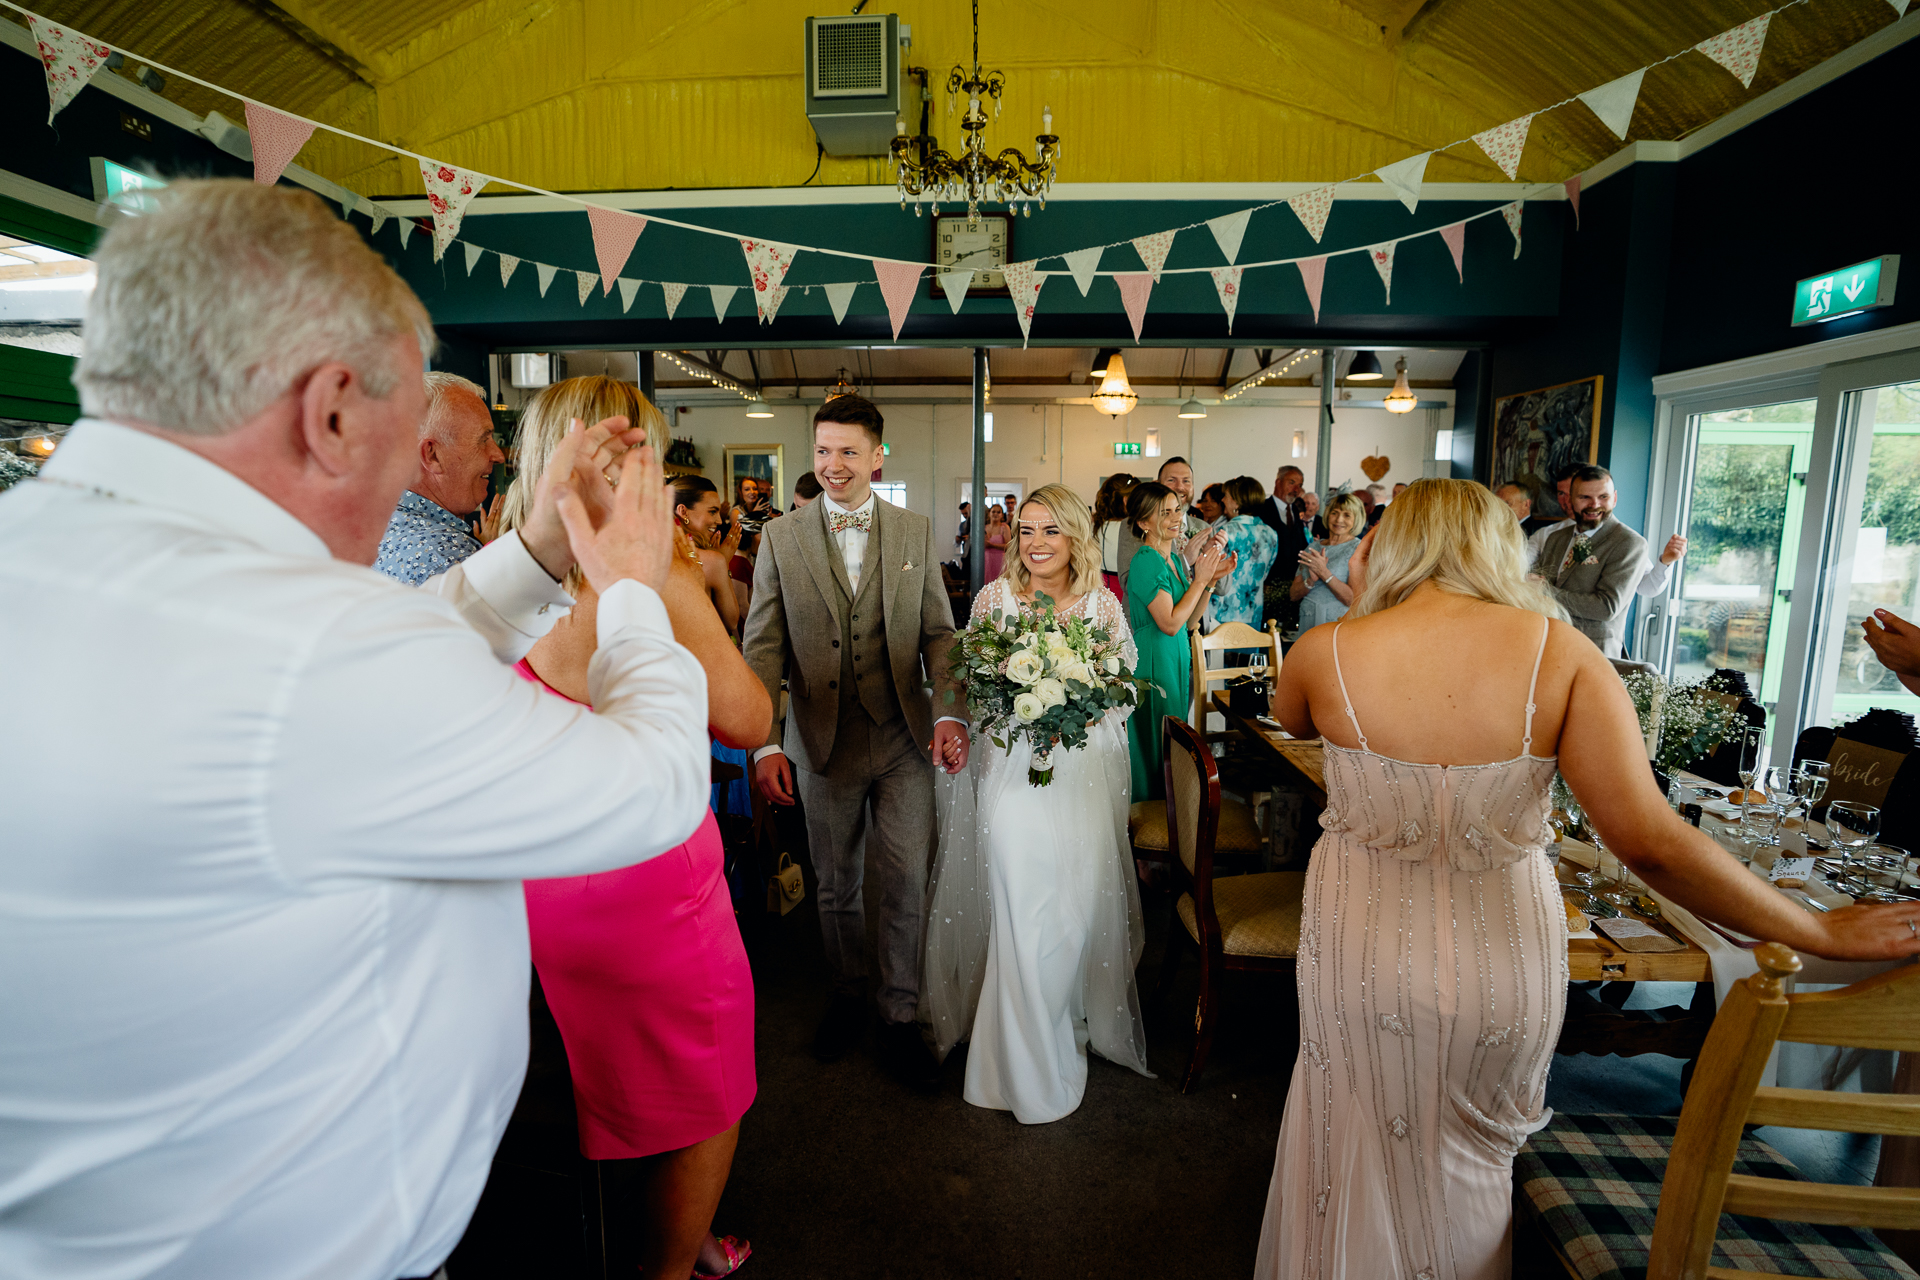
[1535,464,1649,656]
[742,395,968,1091]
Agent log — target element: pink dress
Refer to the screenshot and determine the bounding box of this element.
[516,660,757,1159]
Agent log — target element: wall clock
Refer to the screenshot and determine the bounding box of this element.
[931,212,1011,297]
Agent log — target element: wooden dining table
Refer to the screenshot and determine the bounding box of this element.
[1208,692,1719,1058]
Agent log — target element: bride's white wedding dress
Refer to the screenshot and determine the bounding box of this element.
[923,581,1153,1124]
[1255,618,1568,1280]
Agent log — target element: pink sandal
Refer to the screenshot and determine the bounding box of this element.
[693,1235,752,1280]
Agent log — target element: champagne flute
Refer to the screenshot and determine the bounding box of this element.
[1734,724,1765,825]
[1795,760,1831,832]
[1827,802,1880,881]
[1763,765,1795,845]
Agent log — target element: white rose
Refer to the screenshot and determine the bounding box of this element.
[1033,677,1068,708]
[1013,691,1047,721]
[1103,656,1122,675]
[1004,649,1045,685]
[1059,659,1095,686]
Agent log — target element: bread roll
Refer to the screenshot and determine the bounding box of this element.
[1564,896,1590,933]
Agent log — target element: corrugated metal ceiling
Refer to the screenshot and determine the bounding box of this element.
[16,1,1905,198]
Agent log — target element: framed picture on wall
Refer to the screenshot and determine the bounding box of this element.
[1491,375,1603,521]
[723,445,783,511]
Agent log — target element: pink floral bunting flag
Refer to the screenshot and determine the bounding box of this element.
[1564,175,1583,229]
[1471,113,1535,181]
[823,281,858,325]
[1116,273,1153,341]
[1287,186,1337,243]
[1210,266,1243,334]
[660,282,688,320]
[764,285,791,324]
[28,17,111,125]
[587,207,648,295]
[244,102,315,186]
[1296,256,1327,325]
[1368,242,1397,305]
[498,253,521,288]
[419,161,485,262]
[741,238,801,323]
[575,271,598,306]
[1130,230,1175,282]
[874,259,924,340]
[1004,260,1044,347]
[1500,202,1524,259]
[1440,222,1467,283]
[1697,13,1772,89]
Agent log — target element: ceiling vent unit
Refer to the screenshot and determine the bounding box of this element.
[804,13,901,157]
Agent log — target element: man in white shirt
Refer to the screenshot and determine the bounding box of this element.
[0,180,709,1280]
[742,394,967,1091]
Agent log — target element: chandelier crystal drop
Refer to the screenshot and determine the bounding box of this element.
[891,0,1060,228]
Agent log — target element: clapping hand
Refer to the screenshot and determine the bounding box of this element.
[1864,609,1920,696]
[1210,550,1238,582]
[1660,534,1688,565]
[718,505,745,558]
[554,428,676,595]
[518,415,649,581]
[1298,546,1330,582]
[476,493,505,544]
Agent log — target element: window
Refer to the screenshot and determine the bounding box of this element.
[871,481,908,508]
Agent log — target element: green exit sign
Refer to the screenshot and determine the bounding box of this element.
[1792,256,1899,327]
[89,158,165,212]
[1113,441,1142,457]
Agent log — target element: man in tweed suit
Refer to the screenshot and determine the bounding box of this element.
[742,395,967,1091]
[1536,464,1648,656]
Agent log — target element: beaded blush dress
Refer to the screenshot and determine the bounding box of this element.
[1254,617,1568,1280]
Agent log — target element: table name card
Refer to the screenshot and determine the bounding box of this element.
[1824,737,1905,811]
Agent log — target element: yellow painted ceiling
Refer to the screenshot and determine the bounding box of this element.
[20,0,1907,198]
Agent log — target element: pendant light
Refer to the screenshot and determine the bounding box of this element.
[1089,353,1138,417]
[1383,357,1417,413]
[745,399,775,418]
[1177,397,1207,418]
[1346,350,1384,381]
[1089,347,1120,380]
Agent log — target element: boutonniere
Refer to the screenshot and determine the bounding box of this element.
[1570,535,1595,564]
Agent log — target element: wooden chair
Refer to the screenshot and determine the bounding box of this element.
[1157,716,1305,1093]
[1518,943,1920,1280]
[1190,620,1284,752]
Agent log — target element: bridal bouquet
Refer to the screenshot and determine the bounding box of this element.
[945,593,1149,786]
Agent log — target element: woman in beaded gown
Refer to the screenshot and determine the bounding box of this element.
[922,484,1154,1124]
[1254,480,1920,1280]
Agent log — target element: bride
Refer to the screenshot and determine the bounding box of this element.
[923,483,1154,1124]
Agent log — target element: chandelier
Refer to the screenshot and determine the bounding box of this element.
[890,0,1060,227]
[1383,357,1418,413]
[1090,354,1137,418]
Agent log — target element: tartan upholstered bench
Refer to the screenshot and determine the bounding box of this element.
[1516,1113,1917,1280]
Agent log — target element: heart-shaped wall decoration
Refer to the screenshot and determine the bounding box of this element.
[1360,454,1391,482]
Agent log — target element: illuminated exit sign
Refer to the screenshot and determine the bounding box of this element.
[1113,441,1142,457]
[1792,256,1899,327]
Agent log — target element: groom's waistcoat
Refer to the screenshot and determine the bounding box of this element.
[838,558,902,727]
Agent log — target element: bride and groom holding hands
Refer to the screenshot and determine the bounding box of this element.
[742,395,1151,1120]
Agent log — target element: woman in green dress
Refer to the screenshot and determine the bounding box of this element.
[1125,481,1232,799]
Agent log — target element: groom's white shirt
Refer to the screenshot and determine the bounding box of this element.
[751,491,963,764]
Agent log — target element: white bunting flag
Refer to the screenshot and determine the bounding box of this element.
[498,253,521,288]
[617,277,642,313]
[337,192,358,220]
[419,161,485,261]
[823,281,859,325]
[1296,256,1327,325]
[874,259,923,340]
[244,103,315,186]
[1471,113,1535,181]
[397,218,415,249]
[535,262,558,297]
[661,282,688,320]
[1131,230,1175,282]
[1577,68,1646,141]
[740,238,801,323]
[27,17,111,125]
[938,269,975,314]
[710,285,738,323]
[1004,260,1044,347]
[463,243,483,276]
[586,207,648,295]
[1062,247,1102,297]
[1210,266,1243,334]
[1500,202,1524,259]
[576,271,598,306]
[1373,153,1430,214]
[1287,185,1338,244]
[1116,273,1153,341]
[1368,242,1397,305]
[1697,13,1772,89]
[1440,222,1466,283]
[367,204,391,238]
[1890,0,1912,15]
[1207,210,1252,264]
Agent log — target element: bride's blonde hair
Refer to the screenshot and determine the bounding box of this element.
[1347,479,1566,621]
[1005,483,1103,596]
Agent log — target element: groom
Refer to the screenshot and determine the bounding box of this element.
[742,395,969,1090]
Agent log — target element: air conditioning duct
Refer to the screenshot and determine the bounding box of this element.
[804,13,902,156]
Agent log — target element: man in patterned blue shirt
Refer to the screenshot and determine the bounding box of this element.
[373,372,504,585]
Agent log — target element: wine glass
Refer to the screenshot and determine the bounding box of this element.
[1827,802,1881,880]
[1795,761,1831,826]
[1762,765,1795,844]
[1733,724,1765,825]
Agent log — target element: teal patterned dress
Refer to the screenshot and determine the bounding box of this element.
[1126,545,1192,800]
[1215,515,1278,627]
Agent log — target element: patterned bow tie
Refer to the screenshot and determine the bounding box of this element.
[826,507,873,535]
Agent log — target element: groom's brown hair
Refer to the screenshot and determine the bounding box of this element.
[813,393,884,445]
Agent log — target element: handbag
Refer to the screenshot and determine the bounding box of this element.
[1227,668,1272,718]
[767,852,806,916]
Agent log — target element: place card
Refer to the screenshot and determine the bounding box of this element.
[1594,916,1686,952]
[1768,856,1817,888]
